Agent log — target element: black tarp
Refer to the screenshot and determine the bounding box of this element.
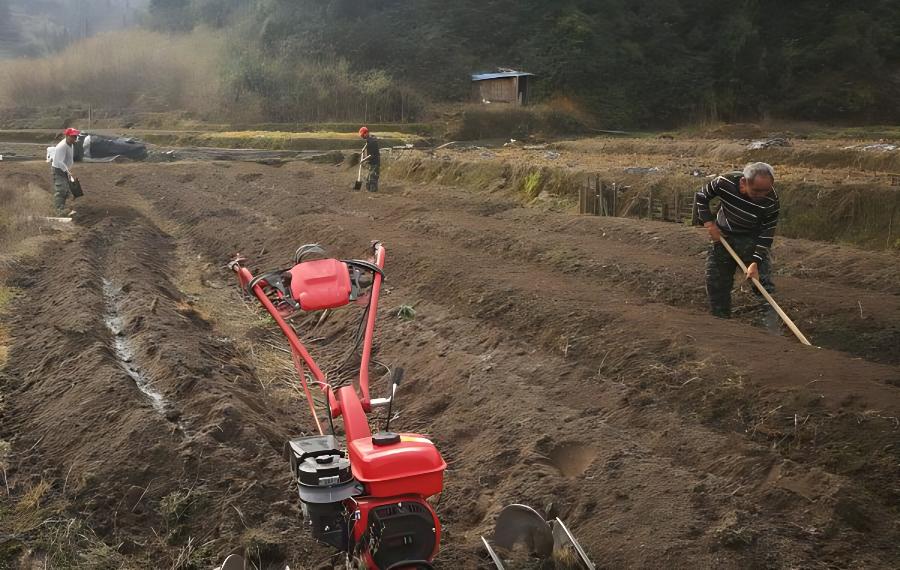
[75,133,148,161]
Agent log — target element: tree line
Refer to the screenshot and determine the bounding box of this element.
[143,0,900,127]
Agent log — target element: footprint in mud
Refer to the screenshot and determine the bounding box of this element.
[547,443,598,478]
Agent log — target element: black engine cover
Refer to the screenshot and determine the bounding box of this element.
[304,500,348,551]
[368,501,437,569]
[285,435,361,551]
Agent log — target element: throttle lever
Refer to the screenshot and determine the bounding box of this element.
[385,367,404,432]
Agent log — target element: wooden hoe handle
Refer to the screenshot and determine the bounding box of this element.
[718,237,813,346]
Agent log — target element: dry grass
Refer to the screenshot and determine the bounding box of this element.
[160,489,198,532]
[0,458,141,567]
[671,120,900,142]
[392,134,900,250]
[0,439,10,496]
[0,286,17,308]
[0,181,49,245]
[0,31,429,126]
[0,286,14,369]
[209,129,416,141]
[0,29,226,116]
[387,155,583,206]
[142,129,424,151]
[557,137,900,174]
[15,480,51,512]
[0,180,58,273]
[2,513,133,569]
[0,180,47,463]
[443,103,591,140]
[0,127,422,150]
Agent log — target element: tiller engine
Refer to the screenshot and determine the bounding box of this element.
[228,242,445,569]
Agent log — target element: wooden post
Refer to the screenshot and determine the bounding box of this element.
[604,179,610,216]
[598,176,606,216]
[588,178,594,215]
[612,183,617,216]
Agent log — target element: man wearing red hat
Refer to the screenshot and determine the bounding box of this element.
[51,128,80,216]
[359,126,380,192]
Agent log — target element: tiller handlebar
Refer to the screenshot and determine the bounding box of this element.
[229,242,445,570]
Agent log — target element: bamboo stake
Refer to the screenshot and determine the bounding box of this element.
[719,237,812,346]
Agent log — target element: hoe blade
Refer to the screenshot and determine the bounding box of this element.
[492,504,554,558]
[214,554,245,570]
[213,554,290,570]
[552,518,595,569]
[482,536,506,569]
[487,504,596,569]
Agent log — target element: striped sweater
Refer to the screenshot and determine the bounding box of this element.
[695,172,780,263]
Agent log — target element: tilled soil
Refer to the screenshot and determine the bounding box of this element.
[1,160,899,569]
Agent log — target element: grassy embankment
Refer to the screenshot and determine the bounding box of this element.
[387,134,900,251]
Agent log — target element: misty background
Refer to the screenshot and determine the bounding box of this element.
[0,0,148,57]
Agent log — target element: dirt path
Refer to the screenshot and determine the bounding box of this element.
[2,160,899,568]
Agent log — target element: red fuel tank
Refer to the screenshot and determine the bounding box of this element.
[348,432,446,498]
[287,258,351,311]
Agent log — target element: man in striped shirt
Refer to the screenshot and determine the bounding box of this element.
[695,162,779,319]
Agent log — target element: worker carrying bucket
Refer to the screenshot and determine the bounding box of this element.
[694,162,811,345]
[49,127,82,217]
[356,126,380,192]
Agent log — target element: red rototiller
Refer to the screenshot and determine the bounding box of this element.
[228,242,446,569]
[223,242,594,570]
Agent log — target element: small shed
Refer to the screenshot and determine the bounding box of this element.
[471,70,535,105]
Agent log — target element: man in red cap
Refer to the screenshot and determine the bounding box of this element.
[51,128,80,216]
[359,126,380,192]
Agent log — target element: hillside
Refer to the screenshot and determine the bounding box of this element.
[145,0,900,128]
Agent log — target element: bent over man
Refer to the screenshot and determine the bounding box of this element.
[695,162,779,319]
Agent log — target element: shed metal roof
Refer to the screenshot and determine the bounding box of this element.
[471,71,535,81]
